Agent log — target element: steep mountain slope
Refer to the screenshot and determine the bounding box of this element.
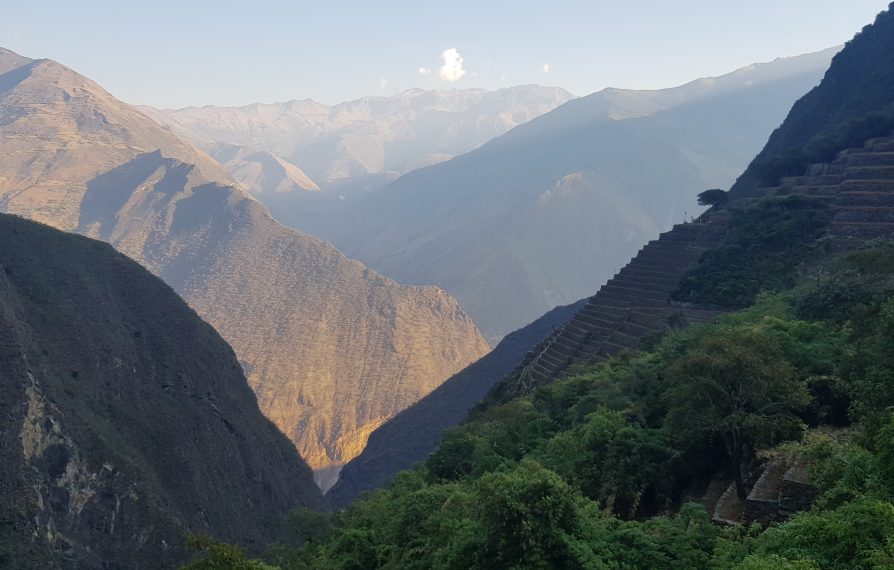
[326,299,585,509]
[733,4,894,195]
[321,49,838,342]
[0,51,490,491]
[0,213,320,569]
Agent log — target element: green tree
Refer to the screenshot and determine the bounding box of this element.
[665,327,811,498]
[179,535,276,570]
[697,188,730,208]
[474,460,597,569]
[539,408,675,517]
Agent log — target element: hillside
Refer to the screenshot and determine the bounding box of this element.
[0,50,490,491]
[733,6,894,195]
[0,213,320,569]
[231,8,894,568]
[327,299,586,509]
[318,48,837,342]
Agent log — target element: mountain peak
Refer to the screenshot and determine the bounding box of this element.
[0,47,32,75]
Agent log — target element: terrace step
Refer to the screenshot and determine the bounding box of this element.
[835,191,894,206]
[608,273,680,290]
[602,283,670,301]
[844,151,894,166]
[839,179,894,192]
[833,206,894,223]
[845,166,894,180]
[831,221,894,239]
[779,185,840,197]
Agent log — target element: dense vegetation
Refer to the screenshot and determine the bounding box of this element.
[674,195,831,307]
[181,240,894,568]
[178,7,894,567]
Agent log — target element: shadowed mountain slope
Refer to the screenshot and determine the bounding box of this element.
[0,213,321,569]
[733,3,894,196]
[0,51,490,491]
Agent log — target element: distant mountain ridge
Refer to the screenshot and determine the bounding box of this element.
[0,48,490,492]
[316,47,839,342]
[140,86,575,185]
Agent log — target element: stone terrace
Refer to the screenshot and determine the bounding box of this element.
[508,219,728,397]
[505,136,894,399]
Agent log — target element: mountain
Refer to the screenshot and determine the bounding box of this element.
[140,86,575,185]
[732,6,894,196]
[326,299,586,509]
[139,87,575,234]
[207,142,321,193]
[0,212,321,569]
[0,51,490,492]
[314,48,838,342]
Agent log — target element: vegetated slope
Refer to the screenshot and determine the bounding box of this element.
[0,50,490,491]
[734,4,894,194]
[321,48,837,342]
[0,213,321,569]
[254,11,894,564]
[326,299,586,509]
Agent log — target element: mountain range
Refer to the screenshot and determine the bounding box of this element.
[139,86,575,237]
[0,48,490,491]
[313,47,839,342]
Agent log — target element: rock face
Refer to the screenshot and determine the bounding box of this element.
[0,50,490,491]
[315,48,838,343]
[326,299,585,509]
[0,213,321,569]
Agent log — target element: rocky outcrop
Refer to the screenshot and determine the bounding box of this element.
[0,213,321,569]
[0,50,490,491]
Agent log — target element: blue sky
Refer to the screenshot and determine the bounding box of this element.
[2,1,890,108]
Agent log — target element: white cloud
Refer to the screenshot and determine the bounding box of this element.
[418,67,430,75]
[541,63,551,74]
[439,48,467,82]
[379,78,389,90]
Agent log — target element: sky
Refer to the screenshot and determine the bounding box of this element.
[2,0,891,108]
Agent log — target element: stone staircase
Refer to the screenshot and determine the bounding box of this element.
[771,136,894,249]
[509,220,729,397]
